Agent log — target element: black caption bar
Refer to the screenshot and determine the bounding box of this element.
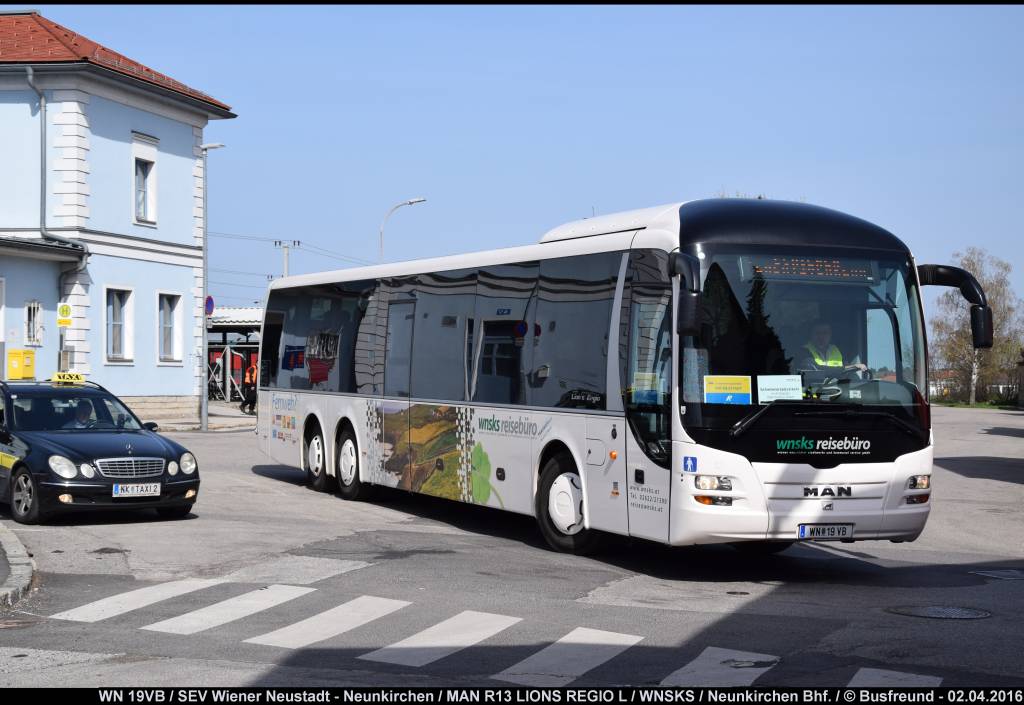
[36,688,1024,705]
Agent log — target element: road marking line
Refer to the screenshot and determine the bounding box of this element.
[359,610,522,667]
[492,627,643,686]
[847,667,943,687]
[660,646,780,686]
[221,556,371,585]
[50,579,226,623]
[140,584,315,635]
[244,595,411,649]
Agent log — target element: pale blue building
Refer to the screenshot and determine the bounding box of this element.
[0,10,235,420]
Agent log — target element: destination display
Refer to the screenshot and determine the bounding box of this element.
[742,254,877,283]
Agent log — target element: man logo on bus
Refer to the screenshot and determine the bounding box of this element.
[683,456,697,473]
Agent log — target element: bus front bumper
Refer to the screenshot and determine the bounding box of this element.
[668,443,933,546]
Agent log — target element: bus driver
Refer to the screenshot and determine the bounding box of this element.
[799,320,868,373]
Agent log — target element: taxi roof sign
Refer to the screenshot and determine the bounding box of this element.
[52,372,86,384]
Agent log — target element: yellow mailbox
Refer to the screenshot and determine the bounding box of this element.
[6,349,36,380]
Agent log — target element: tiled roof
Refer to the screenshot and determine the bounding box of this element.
[0,11,231,112]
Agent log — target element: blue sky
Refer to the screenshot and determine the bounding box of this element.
[16,5,1024,312]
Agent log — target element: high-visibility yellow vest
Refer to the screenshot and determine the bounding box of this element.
[804,343,844,367]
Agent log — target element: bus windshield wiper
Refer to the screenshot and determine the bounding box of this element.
[793,408,926,439]
[729,400,824,438]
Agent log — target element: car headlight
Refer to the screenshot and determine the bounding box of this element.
[167,460,179,476]
[180,452,197,475]
[79,463,95,479]
[48,455,78,479]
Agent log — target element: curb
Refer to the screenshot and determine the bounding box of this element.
[0,522,36,610]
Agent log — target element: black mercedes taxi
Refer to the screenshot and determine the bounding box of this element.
[0,374,199,524]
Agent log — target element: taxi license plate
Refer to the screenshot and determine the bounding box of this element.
[112,483,161,498]
[797,524,854,540]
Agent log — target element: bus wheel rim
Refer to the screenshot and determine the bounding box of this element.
[548,472,583,535]
[13,475,32,515]
[308,436,323,477]
[338,439,357,486]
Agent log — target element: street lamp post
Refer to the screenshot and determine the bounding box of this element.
[379,197,426,262]
[199,143,224,432]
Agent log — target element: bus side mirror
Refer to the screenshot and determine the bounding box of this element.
[671,253,702,337]
[970,304,994,349]
[918,264,993,349]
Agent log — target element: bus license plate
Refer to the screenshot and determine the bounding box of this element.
[798,524,854,540]
[112,483,161,498]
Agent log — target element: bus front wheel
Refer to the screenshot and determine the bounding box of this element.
[335,427,370,501]
[536,452,601,555]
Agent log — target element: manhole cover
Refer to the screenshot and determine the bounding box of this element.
[970,569,1024,581]
[885,606,991,620]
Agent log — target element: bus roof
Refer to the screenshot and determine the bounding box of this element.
[268,198,910,292]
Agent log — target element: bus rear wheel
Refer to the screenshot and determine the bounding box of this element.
[335,427,370,501]
[536,452,601,555]
[305,427,335,493]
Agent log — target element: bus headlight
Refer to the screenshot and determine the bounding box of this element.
[908,475,930,490]
[695,475,732,491]
[48,455,78,479]
[180,453,197,475]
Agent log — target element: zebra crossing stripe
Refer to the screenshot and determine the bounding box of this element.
[660,646,780,686]
[244,595,411,649]
[847,667,943,687]
[50,579,227,623]
[492,627,643,686]
[360,610,522,667]
[140,585,316,635]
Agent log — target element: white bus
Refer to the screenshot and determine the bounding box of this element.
[256,199,992,554]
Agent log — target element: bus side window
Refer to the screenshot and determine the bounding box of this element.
[384,301,416,398]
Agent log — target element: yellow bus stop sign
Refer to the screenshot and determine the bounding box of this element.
[58,303,72,327]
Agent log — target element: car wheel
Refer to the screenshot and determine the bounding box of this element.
[305,427,335,493]
[10,468,45,525]
[535,452,601,555]
[156,505,193,520]
[335,427,370,501]
[732,540,795,555]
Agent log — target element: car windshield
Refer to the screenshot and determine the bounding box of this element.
[9,392,143,432]
[681,247,927,430]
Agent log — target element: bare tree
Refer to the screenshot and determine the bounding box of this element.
[929,248,1024,403]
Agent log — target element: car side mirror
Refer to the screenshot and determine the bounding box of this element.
[143,421,159,432]
[918,264,994,349]
[671,252,701,337]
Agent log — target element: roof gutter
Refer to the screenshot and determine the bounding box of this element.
[25,66,89,294]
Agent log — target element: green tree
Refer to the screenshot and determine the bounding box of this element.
[929,248,1024,404]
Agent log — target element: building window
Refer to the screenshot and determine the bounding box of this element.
[131,132,159,225]
[106,289,132,361]
[24,300,43,346]
[135,159,154,222]
[159,294,180,362]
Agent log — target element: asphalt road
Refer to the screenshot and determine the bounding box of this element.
[1,406,1022,687]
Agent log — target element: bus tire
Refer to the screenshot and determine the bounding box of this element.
[305,426,335,493]
[535,452,601,555]
[731,540,794,555]
[335,427,370,501]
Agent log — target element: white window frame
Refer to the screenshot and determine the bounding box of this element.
[155,290,183,365]
[24,300,43,347]
[131,132,159,227]
[104,285,135,365]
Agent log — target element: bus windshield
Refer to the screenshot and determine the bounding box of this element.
[681,248,927,430]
